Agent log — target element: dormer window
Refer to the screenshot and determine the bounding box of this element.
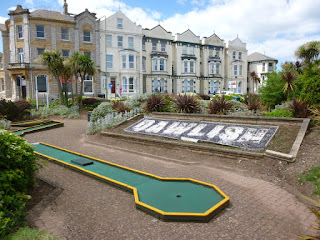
[117,18,123,29]
[17,25,23,39]
[83,31,91,42]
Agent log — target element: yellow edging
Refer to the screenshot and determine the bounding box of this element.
[11,121,64,136]
[36,142,230,219]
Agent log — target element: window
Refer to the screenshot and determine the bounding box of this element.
[37,48,45,56]
[128,37,134,49]
[232,51,236,60]
[61,28,69,40]
[210,63,215,74]
[18,48,24,63]
[17,25,23,39]
[209,49,213,57]
[190,61,194,73]
[84,52,91,58]
[153,58,158,71]
[106,35,112,47]
[142,40,146,50]
[268,62,273,72]
[239,65,243,75]
[123,77,134,93]
[160,59,164,71]
[123,77,128,92]
[216,50,219,58]
[239,52,242,60]
[36,75,47,92]
[209,81,219,94]
[129,55,134,69]
[117,36,123,47]
[234,65,238,75]
[0,78,4,91]
[117,18,123,28]
[262,62,265,71]
[189,80,194,92]
[83,75,93,94]
[62,50,70,58]
[36,25,45,38]
[216,63,220,74]
[152,41,157,51]
[142,57,146,71]
[183,45,187,54]
[106,55,113,68]
[83,31,90,42]
[122,55,126,68]
[184,61,188,73]
[128,77,134,92]
[161,42,166,52]
[159,78,166,93]
[183,79,188,92]
[153,78,159,92]
[236,82,242,94]
[190,46,194,55]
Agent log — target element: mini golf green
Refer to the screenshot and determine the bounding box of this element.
[11,120,64,136]
[33,142,230,222]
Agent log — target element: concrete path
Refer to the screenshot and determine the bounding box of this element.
[25,118,317,240]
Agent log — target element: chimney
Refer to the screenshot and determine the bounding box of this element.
[63,0,68,14]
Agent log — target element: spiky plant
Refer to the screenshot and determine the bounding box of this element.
[144,94,168,112]
[289,97,310,118]
[282,71,297,94]
[246,94,260,113]
[112,100,131,114]
[173,94,200,114]
[207,95,233,115]
[295,60,303,74]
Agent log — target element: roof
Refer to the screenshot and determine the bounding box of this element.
[30,9,74,22]
[248,52,278,62]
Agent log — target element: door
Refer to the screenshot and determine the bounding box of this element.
[111,78,116,94]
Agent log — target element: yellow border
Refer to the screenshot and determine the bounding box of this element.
[35,142,230,220]
[11,120,64,136]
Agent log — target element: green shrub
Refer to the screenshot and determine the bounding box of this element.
[173,94,200,113]
[0,100,29,122]
[126,93,152,110]
[264,109,294,118]
[6,227,60,240]
[208,95,233,115]
[144,94,169,112]
[197,93,210,100]
[30,105,79,119]
[82,98,102,111]
[90,102,113,122]
[0,118,11,130]
[0,131,41,237]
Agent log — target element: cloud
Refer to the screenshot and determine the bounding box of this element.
[0,16,7,23]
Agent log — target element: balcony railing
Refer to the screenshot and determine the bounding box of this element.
[8,62,30,69]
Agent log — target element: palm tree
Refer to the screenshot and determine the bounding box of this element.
[69,52,82,105]
[39,50,64,104]
[250,71,260,93]
[295,41,320,64]
[61,59,72,106]
[282,71,296,94]
[294,61,303,74]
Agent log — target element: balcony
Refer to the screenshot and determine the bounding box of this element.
[8,62,30,70]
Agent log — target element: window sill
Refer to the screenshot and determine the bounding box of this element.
[61,39,70,42]
[83,41,92,44]
[36,37,46,40]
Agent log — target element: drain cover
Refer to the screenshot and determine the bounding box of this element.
[71,158,94,166]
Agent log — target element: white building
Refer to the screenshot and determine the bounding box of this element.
[247,52,278,93]
[100,11,143,98]
[225,37,248,94]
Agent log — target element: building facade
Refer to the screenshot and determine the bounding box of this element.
[247,52,278,93]
[0,2,100,101]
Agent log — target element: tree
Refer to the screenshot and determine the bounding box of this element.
[61,60,72,106]
[282,71,297,95]
[295,41,320,64]
[39,50,65,104]
[249,71,260,93]
[300,60,320,105]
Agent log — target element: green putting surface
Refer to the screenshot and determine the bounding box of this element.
[11,120,63,136]
[33,143,229,220]
[11,119,51,127]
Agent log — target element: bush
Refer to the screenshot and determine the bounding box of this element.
[0,131,41,237]
[208,95,233,115]
[126,93,152,110]
[82,98,102,111]
[289,97,310,118]
[0,118,11,130]
[263,109,294,118]
[15,100,31,111]
[300,61,320,105]
[112,101,131,114]
[6,227,60,240]
[0,100,29,122]
[246,94,260,113]
[197,93,210,100]
[144,94,169,112]
[173,94,200,113]
[90,102,113,122]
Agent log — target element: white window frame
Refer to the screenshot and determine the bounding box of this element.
[160,59,164,71]
[128,77,134,93]
[36,25,45,38]
[142,40,146,51]
[209,49,213,57]
[83,75,94,94]
[239,52,242,60]
[232,51,236,60]
[106,55,113,69]
[183,79,188,92]
[152,41,157,51]
[122,55,126,69]
[216,63,220,74]
[161,42,166,52]
[182,45,187,54]
[262,62,266,71]
[210,63,215,74]
[106,34,112,47]
[184,61,188,73]
[190,46,194,55]
[142,57,146,71]
[209,80,219,94]
[129,55,134,69]
[153,58,158,71]
[234,65,238,76]
[118,36,123,48]
[17,25,23,39]
[128,37,134,49]
[117,18,123,29]
[190,61,194,73]
[83,30,91,42]
[122,77,128,92]
[239,65,243,76]
[18,48,24,63]
[189,80,194,92]
[61,28,69,41]
[216,50,220,58]
[153,78,159,92]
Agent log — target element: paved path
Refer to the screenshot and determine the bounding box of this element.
[25,118,317,240]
